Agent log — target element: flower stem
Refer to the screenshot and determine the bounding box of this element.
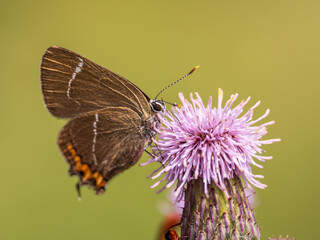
[181,177,260,240]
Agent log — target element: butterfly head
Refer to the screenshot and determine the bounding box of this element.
[150,99,166,113]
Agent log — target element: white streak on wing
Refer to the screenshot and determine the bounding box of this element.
[106,161,127,173]
[92,154,98,167]
[67,57,83,98]
[92,113,99,165]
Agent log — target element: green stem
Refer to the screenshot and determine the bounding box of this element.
[181,177,260,240]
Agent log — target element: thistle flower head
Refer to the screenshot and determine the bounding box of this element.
[144,89,280,200]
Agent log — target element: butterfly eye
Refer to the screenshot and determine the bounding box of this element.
[151,100,164,112]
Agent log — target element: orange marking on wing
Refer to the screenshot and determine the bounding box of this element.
[70,149,76,156]
[67,142,108,189]
[96,175,103,185]
[96,175,108,188]
[75,162,82,171]
[83,169,92,181]
[98,179,107,188]
[80,164,89,172]
[74,156,81,163]
[67,143,73,150]
[91,172,99,179]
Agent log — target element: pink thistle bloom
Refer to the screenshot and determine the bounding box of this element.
[143,89,280,200]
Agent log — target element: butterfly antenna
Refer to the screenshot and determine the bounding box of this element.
[155,65,199,99]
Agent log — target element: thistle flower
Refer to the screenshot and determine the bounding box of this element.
[144,89,280,200]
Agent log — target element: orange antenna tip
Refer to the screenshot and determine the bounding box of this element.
[155,65,200,99]
[189,65,200,75]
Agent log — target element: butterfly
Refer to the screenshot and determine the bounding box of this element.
[41,46,198,195]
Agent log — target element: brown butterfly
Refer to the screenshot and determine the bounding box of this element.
[40,46,198,195]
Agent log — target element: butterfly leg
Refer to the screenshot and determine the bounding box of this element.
[144,149,166,169]
[144,149,156,158]
[144,140,153,150]
[144,140,166,169]
[161,97,178,107]
[76,182,82,201]
[144,140,157,158]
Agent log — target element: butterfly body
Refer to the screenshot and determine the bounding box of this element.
[41,46,165,194]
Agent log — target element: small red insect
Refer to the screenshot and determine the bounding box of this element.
[159,212,181,240]
[165,228,180,240]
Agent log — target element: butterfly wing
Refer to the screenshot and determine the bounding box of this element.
[41,46,151,118]
[58,106,147,193]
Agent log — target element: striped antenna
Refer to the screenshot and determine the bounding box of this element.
[155,65,199,99]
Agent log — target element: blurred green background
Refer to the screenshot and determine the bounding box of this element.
[1,0,319,239]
